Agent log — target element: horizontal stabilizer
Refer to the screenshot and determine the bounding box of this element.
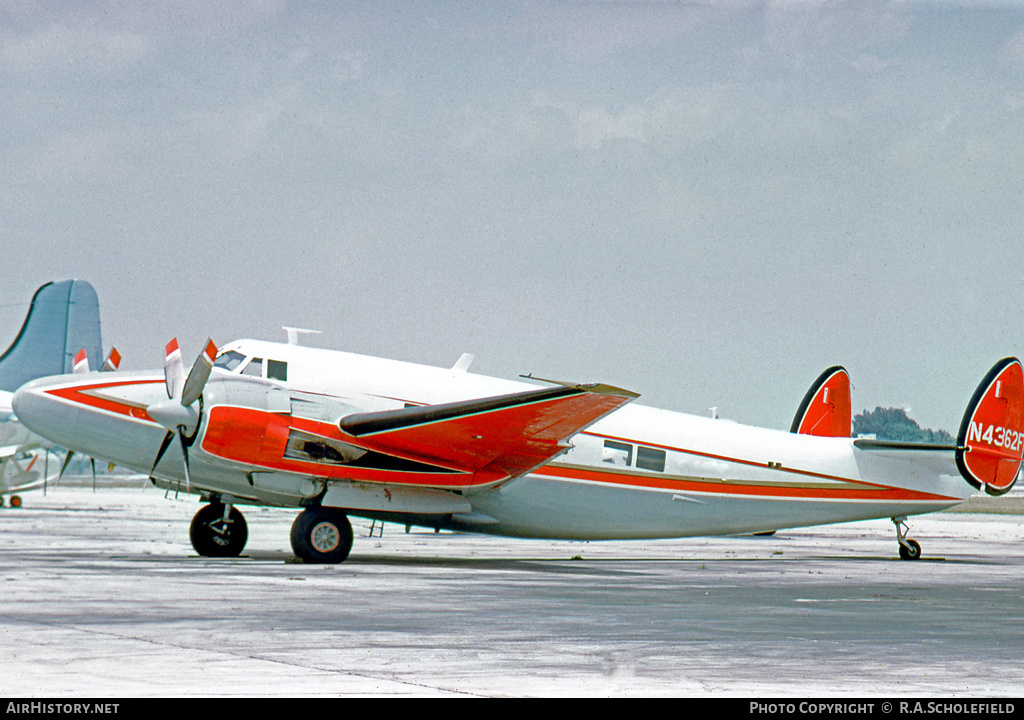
[852,438,958,477]
[955,357,1024,496]
[338,382,639,485]
[790,366,851,437]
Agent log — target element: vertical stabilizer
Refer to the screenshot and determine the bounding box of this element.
[955,357,1024,496]
[0,280,103,392]
[790,366,852,437]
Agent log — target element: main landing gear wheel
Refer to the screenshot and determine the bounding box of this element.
[190,502,248,557]
[892,516,921,561]
[290,507,353,564]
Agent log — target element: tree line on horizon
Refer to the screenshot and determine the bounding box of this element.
[852,406,954,444]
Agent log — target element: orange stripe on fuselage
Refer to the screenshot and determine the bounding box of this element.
[45,379,164,423]
[536,463,955,502]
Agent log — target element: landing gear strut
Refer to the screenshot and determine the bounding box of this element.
[892,516,921,561]
[290,506,353,564]
[190,501,248,557]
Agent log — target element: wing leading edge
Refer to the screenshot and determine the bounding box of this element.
[338,382,639,488]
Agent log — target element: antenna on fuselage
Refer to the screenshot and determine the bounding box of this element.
[452,353,475,372]
[283,327,322,346]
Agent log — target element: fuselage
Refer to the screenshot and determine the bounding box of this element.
[12,339,972,539]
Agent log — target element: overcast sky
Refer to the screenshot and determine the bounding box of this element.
[3,1,1024,433]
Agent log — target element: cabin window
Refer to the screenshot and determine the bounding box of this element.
[602,440,633,467]
[636,446,666,472]
[267,359,288,381]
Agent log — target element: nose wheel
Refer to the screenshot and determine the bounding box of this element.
[190,501,248,557]
[893,516,921,560]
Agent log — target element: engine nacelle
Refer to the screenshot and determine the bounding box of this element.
[198,375,293,472]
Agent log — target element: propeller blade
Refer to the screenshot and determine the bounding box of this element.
[178,429,192,495]
[180,339,218,407]
[164,339,185,400]
[73,349,90,374]
[58,449,75,483]
[101,347,121,372]
[150,430,175,474]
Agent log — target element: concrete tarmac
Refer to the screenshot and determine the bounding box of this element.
[1,484,1022,698]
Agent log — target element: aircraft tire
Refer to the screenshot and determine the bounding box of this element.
[10,495,22,508]
[189,502,248,558]
[898,539,922,561]
[290,507,353,564]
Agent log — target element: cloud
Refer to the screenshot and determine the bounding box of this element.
[571,104,648,150]
[1004,25,1024,71]
[27,130,119,184]
[517,0,714,63]
[1,22,151,74]
[849,53,900,74]
[531,88,731,154]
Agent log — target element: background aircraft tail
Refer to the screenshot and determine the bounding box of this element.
[0,280,103,393]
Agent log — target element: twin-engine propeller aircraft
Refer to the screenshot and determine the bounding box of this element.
[1,280,116,507]
[12,333,1023,563]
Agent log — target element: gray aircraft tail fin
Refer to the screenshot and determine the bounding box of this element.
[0,280,103,392]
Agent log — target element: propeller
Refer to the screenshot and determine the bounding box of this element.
[54,449,97,492]
[72,349,90,374]
[72,347,121,374]
[147,338,217,495]
[101,347,121,372]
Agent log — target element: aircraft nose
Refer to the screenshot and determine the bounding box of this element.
[12,376,74,444]
[13,372,176,475]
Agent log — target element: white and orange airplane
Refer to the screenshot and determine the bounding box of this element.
[12,333,1023,563]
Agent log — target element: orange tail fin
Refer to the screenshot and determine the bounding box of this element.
[790,366,851,438]
[956,357,1024,496]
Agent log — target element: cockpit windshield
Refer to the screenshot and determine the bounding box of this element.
[214,349,288,381]
[213,350,247,372]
